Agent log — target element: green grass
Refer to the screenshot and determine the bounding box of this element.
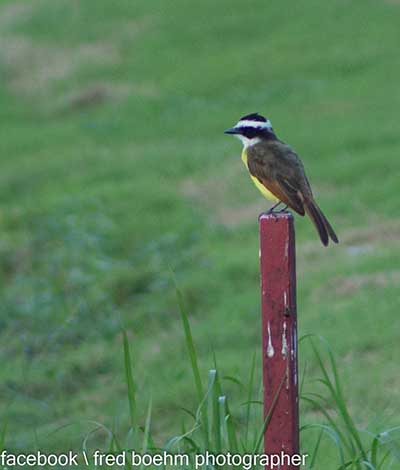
[0,0,400,467]
[8,286,394,469]
[122,291,399,469]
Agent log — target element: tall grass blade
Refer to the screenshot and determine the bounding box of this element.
[222,376,244,388]
[309,427,324,468]
[377,449,392,469]
[173,278,203,401]
[321,337,367,461]
[210,369,222,454]
[360,461,377,470]
[164,424,201,452]
[140,397,152,470]
[370,434,379,468]
[309,337,366,462]
[173,278,208,448]
[123,330,137,430]
[301,395,351,454]
[301,423,346,468]
[224,397,239,453]
[244,352,256,448]
[108,420,122,453]
[378,428,400,462]
[164,366,217,453]
[218,396,239,453]
[299,359,307,397]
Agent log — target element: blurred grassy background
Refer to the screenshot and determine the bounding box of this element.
[0,0,399,462]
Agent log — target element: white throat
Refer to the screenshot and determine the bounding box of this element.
[236,135,262,148]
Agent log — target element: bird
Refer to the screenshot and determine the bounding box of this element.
[224,113,338,246]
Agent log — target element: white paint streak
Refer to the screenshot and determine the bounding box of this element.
[292,327,297,360]
[267,322,274,357]
[286,360,290,389]
[293,327,298,385]
[281,322,288,359]
[283,291,288,308]
[284,238,289,259]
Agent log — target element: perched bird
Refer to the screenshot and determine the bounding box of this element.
[225,113,338,246]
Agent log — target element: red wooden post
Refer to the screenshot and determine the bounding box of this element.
[259,212,299,469]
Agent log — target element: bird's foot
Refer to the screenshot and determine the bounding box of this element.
[267,202,285,214]
[265,203,290,217]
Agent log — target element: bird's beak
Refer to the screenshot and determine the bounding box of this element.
[224,127,239,135]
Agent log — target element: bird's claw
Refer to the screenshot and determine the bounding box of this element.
[267,202,288,214]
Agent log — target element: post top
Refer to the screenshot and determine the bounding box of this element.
[258,211,293,222]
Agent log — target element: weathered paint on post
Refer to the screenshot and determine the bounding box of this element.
[259,212,299,469]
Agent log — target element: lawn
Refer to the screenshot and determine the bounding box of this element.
[0,0,399,467]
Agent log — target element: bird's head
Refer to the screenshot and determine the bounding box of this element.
[224,113,276,147]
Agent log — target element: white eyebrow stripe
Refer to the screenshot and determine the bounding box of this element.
[235,119,273,130]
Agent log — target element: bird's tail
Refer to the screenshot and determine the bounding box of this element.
[304,199,339,247]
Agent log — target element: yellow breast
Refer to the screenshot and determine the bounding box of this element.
[241,149,278,202]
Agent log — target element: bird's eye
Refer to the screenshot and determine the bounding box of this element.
[243,128,259,139]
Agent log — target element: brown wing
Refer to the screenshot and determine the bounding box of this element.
[247,141,339,246]
[246,143,307,215]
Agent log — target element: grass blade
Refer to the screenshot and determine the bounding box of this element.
[123,330,137,430]
[370,434,379,468]
[309,337,365,461]
[301,423,346,468]
[309,427,324,468]
[173,278,208,448]
[210,369,222,454]
[244,352,256,448]
[224,398,239,453]
[173,280,203,401]
[140,397,152,470]
[321,337,367,461]
[218,396,239,453]
[301,395,351,454]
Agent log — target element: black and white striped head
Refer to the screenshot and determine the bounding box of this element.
[224,113,276,147]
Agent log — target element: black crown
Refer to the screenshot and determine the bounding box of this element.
[240,112,267,122]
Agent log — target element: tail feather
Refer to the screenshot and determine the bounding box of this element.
[319,208,339,244]
[304,199,338,246]
[304,200,329,246]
